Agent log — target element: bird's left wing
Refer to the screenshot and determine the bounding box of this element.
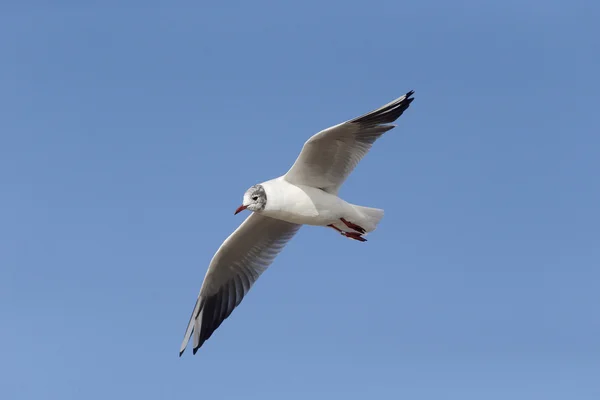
[179,213,301,355]
[284,91,414,194]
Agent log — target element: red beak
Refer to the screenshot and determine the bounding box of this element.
[234,205,247,215]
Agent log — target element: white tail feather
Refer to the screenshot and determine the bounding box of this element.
[352,205,384,233]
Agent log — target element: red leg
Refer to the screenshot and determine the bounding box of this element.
[328,224,344,234]
[328,224,367,242]
[344,232,367,242]
[340,218,366,234]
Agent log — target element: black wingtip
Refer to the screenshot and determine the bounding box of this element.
[192,347,199,355]
[404,90,415,104]
[351,89,416,126]
[179,350,185,357]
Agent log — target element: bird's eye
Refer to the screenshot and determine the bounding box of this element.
[252,196,258,201]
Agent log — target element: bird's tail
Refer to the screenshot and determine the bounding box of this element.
[352,205,384,233]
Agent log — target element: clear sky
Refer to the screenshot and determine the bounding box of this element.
[1,1,599,399]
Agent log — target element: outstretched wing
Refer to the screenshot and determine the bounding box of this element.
[284,91,414,194]
[179,213,301,355]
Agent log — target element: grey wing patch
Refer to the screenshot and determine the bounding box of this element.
[179,214,301,356]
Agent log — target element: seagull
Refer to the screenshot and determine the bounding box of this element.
[179,90,415,356]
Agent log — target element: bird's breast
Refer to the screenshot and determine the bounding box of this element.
[258,179,346,226]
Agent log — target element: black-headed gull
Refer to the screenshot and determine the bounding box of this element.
[180,91,415,355]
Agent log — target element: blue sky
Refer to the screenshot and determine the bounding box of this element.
[1,1,599,399]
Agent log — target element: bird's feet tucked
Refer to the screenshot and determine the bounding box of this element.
[339,218,366,234]
[343,232,367,242]
[328,224,367,242]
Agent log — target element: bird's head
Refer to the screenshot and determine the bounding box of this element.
[234,184,267,215]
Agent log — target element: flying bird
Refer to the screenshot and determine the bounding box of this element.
[180,90,415,355]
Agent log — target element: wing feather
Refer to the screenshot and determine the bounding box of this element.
[284,90,415,193]
[179,213,301,356]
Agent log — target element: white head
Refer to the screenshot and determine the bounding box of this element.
[234,184,268,215]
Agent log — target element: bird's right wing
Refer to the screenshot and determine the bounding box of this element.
[179,213,301,356]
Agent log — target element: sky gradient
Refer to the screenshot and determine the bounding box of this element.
[1,1,599,399]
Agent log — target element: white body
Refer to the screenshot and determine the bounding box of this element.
[258,177,383,233]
